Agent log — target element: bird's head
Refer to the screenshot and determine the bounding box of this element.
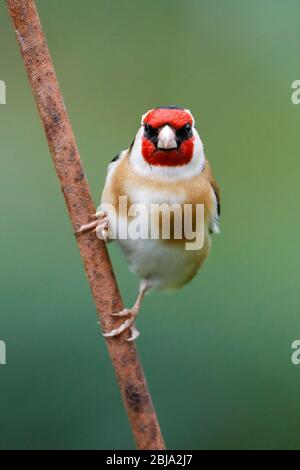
[130,106,205,179]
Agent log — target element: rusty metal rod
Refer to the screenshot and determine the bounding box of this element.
[6,0,165,450]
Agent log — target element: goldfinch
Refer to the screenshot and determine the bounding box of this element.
[79,106,220,341]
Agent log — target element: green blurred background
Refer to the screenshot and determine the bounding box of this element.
[0,0,300,450]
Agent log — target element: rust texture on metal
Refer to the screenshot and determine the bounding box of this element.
[6,0,165,450]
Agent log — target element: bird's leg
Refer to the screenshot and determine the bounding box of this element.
[103,280,149,342]
[77,210,110,241]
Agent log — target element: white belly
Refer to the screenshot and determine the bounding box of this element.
[116,236,207,291]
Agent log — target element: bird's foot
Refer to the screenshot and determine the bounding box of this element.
[103,281,148,342]
[103,307,140,342]
[77,211,110,241]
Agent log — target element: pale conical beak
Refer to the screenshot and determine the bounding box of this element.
[157,125,177,149]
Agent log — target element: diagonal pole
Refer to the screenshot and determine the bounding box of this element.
[6,0,165,450]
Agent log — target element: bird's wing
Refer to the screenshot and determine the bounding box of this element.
[99,148,130,212]
[209,178,221,234]
[106,148,128,178]
[110,152,121,164]
[210,179,221,217]
[202,157,221,235]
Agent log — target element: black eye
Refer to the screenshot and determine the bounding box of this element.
[185,123,192,134]
[144,123,158,144]
[144,124,156,137]
[176,123,193,143]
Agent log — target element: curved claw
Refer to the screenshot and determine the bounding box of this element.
[103,318,134,338]
[77,211,107,234]
[111,308,131,317]
[76,219,99,233]
[126,325,140,342]
[95,218,109,240]
[92,210,106,218]
[103,311,139,341]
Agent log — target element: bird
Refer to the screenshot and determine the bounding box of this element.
[78,106,220,341]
